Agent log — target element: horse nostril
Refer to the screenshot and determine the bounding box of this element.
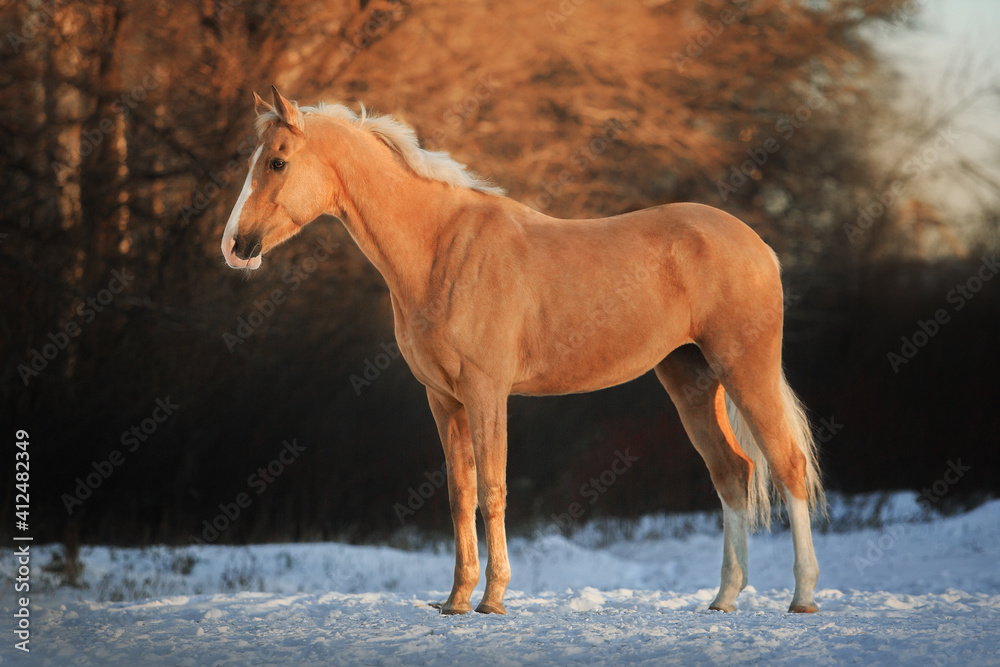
[232,234,263,261]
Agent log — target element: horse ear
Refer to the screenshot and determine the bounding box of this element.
[271,86,304,132]
[253,91,274,117]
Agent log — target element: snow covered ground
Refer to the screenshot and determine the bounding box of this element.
[2,492,998,665]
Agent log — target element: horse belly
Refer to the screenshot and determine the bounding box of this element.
[511,308,691,396]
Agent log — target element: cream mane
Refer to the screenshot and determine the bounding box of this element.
[256,101,505,196]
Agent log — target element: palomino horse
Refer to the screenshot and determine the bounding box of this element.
[222,87,825,614]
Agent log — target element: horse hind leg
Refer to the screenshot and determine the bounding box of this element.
[655,345,754,612]
[709,341,824,614]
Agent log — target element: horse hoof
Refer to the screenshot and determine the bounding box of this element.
[788,602,819,613]
[436,601,472,615]
[475,601,507,615]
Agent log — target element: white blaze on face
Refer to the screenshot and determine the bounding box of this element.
[221,144,264,269]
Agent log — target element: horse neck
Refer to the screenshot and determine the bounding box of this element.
[317,122,468,302]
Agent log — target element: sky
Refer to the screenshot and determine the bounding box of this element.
[885,0,1000,74]
[882,0,999,134]
[885,0,1000,114]
[873,0,1000,233]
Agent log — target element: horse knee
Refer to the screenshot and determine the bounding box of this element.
[449,493,475,515]
[478,484,507,519]
[447,480,477,517]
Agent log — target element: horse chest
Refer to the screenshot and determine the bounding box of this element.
[392,311,462,395]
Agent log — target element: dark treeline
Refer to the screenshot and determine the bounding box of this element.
[1,0,997,547]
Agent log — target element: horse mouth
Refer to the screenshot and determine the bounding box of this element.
[235,256,262,270]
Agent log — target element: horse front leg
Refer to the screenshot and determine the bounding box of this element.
[426,388,480,614]
[464,389,511,614]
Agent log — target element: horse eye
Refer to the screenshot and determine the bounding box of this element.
[270,158,286,171]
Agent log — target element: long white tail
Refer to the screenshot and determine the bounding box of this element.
[725,371,825,530]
